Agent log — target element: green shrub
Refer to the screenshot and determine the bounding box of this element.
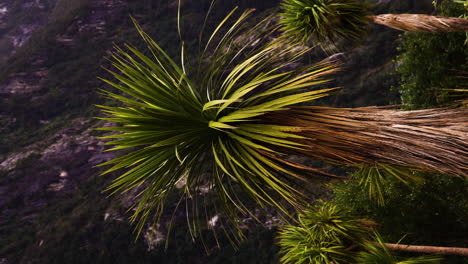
[332,173,468,248]
[395,1,468,109]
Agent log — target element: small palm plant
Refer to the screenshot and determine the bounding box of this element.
[97,9,341,240]
[280,0,468,50]
[278,202,375,264]
[278,202,443,264]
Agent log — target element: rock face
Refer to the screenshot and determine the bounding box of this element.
[0,118,114,223]
[0,71,44,94]
[0,1,138,260]
[0,0,131,226]
[0,0,56,64]
[0,0,128,94]
[0,0,52,93]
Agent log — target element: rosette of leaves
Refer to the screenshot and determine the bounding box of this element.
[278,202,375,264]
[96,8,339,242]
[278,203,443,264]
[279,0,371,50]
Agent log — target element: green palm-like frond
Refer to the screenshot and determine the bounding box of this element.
[279,0,371,50]
[351,163,424,205]
[97,10,339,241]
[278,202,375,264]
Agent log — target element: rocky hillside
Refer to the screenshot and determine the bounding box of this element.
[0,0,438,263]
[0,0,57,64]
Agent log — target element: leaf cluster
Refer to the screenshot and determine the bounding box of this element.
[277,202,442,264]
[278,202,374,264]
[279,0,371,51]
[97,9,339,242]
[332,172,468,248]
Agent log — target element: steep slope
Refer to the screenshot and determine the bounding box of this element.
[0,0,59,64]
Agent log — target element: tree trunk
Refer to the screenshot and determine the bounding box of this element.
[369,14,468,32]
[383,243,468,256]
[265,106,468,176]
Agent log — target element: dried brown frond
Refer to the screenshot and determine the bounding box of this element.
[370,14,468,32]
[264,106,468,176]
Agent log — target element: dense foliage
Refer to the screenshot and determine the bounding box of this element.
[396,1,468,109]
[332,173,468,263]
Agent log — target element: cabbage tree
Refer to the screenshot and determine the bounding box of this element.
[97,8,467,241]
